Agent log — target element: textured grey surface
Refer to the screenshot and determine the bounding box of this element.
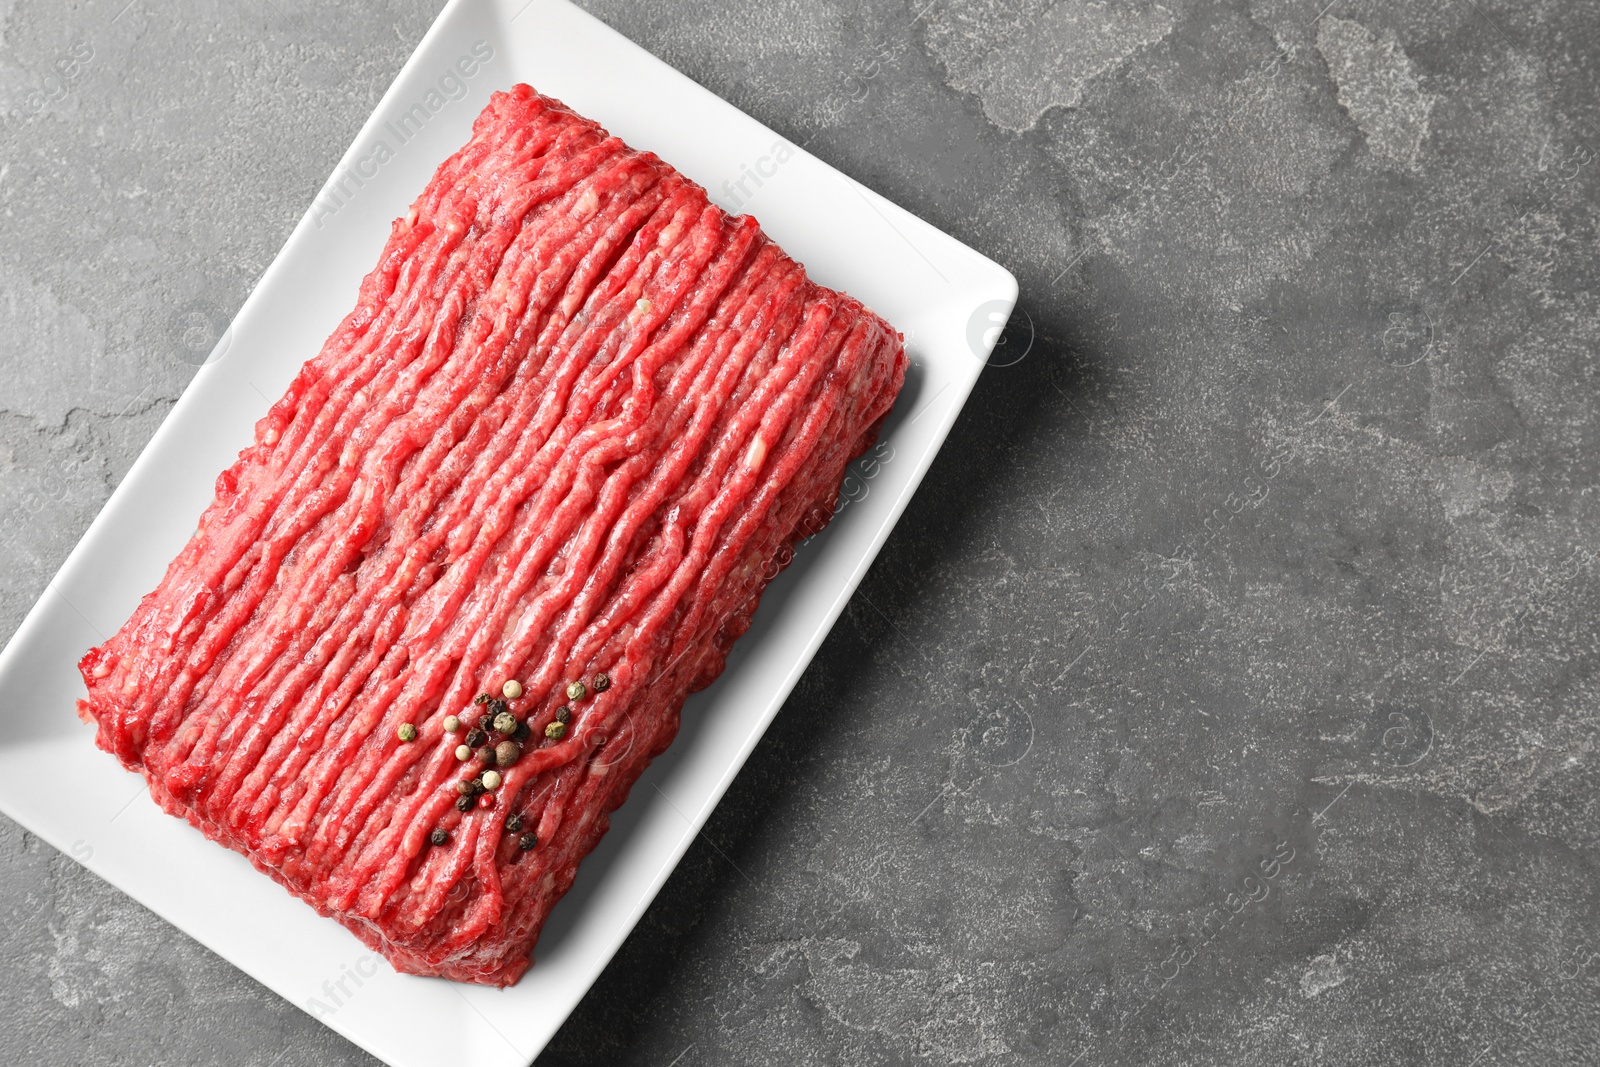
[2,0,1598,1063]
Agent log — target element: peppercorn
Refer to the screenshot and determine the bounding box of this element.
[456,779,475,795]
[454,744,472,761]
[455,795,474,812]
[505,813,524,833]
[495,741,520,767]
[465,727,488,749]
[592,672,610,692]
[555,706,571,725]
[566,680,587,701]
[443,715,461,733]
[502,679,523,700]
[477,792,496,809]
[470,777,485,795]
[518,832,537,851]
[397,722,417,742]
[514,721,531,741]
[487,697,509,720]
[481,770,502,790]
[473,693,493,705]
[479,746,497,766]
[545,720,567,740]
[493,711,518,735]
[430,828,449,846]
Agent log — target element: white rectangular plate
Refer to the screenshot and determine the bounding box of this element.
[0,1,1015,1064]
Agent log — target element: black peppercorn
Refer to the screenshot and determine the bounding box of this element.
[465,727,488,749]
[592,671,610,692]
[518,832,537,851]
[430,828,449,846]
[456,795,474,812]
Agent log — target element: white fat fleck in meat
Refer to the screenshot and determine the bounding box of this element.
[571,187,600,220]
[744,435,767,472]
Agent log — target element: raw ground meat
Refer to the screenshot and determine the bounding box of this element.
[76,84,907,986]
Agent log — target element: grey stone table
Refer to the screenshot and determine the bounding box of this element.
[3,0,1597,1063]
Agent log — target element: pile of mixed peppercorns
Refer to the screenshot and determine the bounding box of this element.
[422,673,612,850]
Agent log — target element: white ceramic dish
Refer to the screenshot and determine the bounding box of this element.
[0,1,1015,1063]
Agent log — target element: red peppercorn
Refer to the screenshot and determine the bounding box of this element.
[477,792,496,809]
